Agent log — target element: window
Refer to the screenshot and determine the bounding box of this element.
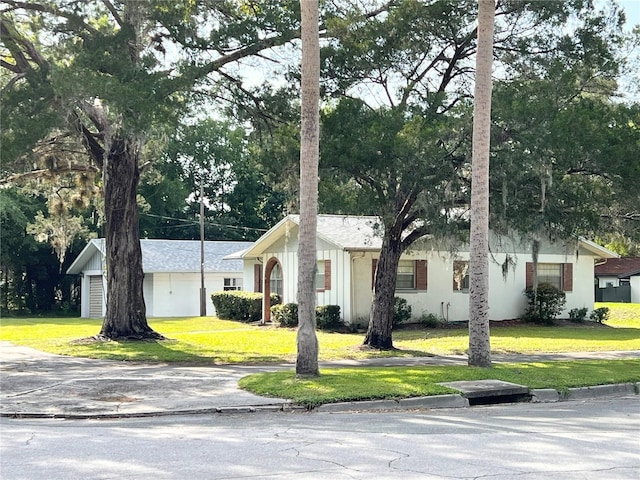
[223,278,243,291]
[396,260,415,289]
[537,263,562,289]
[315,260,331,291]
[371,259,427,291]
[453,261,469,291]
[270,263,283,296]
[525,262,573,292]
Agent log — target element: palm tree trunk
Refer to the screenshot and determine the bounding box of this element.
[296,0,320,376]
[468,0,495,367]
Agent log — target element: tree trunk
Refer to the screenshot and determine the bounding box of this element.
[468,0,495,368]
[99,137,162,340]
[296,0,320,376]
[363,232,402,350]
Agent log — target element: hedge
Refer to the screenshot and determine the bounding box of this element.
[270,303,343,330]
[211,291,280,322]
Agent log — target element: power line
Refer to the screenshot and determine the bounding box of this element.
[140,212,270,233]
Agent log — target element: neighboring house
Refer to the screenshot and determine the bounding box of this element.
[230,214,618,325]
[595,257,640,303]
[67,239,252,318]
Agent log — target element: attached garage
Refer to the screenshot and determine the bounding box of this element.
[88,275,105,318]
[67,239,252,318]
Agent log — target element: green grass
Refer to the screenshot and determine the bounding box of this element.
[239,359,640,406]
[3,304,639,406]
[1,303,639,363]
[598,302,640,327]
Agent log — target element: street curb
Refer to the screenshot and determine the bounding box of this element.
[531,383,639,403]
[314,394,469,413]
[2,383,637,420]
[530,388,560,403]
[315,399,400,413]
[399,394,470,409]
[0,403,302,420]
[561,382,638,400]
[314,383,639,413]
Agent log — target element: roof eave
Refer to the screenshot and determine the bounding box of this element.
[234,216,293,259]
[578,238,619,259]
[66,239,104,275]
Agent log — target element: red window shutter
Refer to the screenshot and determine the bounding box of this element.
[416,260,427,290]
[525,262,534,289]
[324,259,331,290]
[563,263,573,292]
[254,264,262,293]
[372,259,378,289]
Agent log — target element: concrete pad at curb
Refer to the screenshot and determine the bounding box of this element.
[562,383,638,400]
[437,379,529,398]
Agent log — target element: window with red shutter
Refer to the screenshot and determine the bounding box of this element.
[416,260,427,290]
[254,264,262,292]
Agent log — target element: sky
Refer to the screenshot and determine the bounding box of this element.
[620,0,640,29]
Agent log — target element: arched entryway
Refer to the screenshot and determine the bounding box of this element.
[263,257,283,322]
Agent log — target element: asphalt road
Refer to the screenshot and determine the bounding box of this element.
[2,395,638,480]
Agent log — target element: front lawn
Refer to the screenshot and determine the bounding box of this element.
[0,303,638,363]
[239,359,640,406]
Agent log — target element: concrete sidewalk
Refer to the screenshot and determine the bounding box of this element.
[1,341,639,419]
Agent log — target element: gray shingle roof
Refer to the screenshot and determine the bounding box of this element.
[140,239,252,272]
[289,214,383,250]
[68,239,252,274]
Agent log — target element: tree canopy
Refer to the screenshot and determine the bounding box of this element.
[1,0,638,330]
[0,0,300,332]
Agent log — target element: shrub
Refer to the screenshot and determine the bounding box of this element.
[522,283,566,325]
[211,291,280,322]
[420,312,442,328]
[271,303,298,327]
[568,307,588,323]
[393,297,412,328]
[590,307,610,324]
[271,304,343,330]
[350,317,369,332]
[316,305,343,330]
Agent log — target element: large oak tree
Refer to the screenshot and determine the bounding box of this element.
[1,0,299,339]
[319,0,631,349]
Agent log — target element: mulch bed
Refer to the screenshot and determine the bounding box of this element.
[398,318,610,330]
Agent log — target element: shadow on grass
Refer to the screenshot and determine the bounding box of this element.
[0,317,102,327]
[65,337,289,365]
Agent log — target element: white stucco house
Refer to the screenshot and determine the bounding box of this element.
[230,214,618,325]
[67,239,252,317]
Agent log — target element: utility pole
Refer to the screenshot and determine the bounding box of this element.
[200,178,206,316]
